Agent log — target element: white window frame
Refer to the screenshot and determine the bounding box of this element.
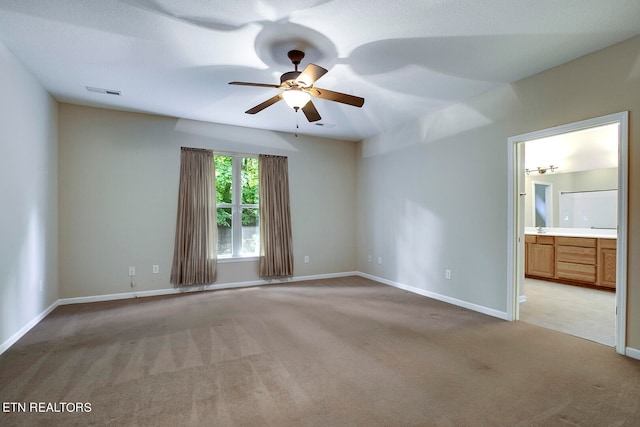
[216,154,259,261]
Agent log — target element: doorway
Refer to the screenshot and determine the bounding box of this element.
[533,182,553,227]
[506,112,628,355]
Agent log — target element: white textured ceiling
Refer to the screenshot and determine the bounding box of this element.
[1,0,640,141]
[525,123,619,175]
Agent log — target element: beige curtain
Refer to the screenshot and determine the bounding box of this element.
[259,154,293,277]
[170,147,217,286]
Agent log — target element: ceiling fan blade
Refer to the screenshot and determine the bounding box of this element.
[229,81,281,89]
[295,64,328,87]
[309,87,364,107]
[245,94,283,114]
[301,101,321,122]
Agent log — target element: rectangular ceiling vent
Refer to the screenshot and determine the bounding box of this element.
[86,86,122,96]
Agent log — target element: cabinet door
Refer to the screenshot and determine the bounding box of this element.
[527,244,555,278]
[599,248,616,288]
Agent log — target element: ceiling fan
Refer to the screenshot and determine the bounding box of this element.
[229,50,364,122]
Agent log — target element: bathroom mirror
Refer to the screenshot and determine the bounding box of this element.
[559,189,617,229]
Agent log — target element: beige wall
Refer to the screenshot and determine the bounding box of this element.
[356,35,640,348]
[0,42,58,348]
[58,104,357,298]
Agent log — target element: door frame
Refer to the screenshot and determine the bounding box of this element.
[506,111,628,355]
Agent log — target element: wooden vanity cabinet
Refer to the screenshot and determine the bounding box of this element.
[525,235,616,289]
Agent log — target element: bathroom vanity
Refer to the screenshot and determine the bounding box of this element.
[524,228,616,289]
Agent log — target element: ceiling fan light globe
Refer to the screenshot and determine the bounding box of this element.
[282,90,311,109]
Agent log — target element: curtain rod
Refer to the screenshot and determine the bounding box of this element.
[180,146,257,157]
[180,147,286,159]
[211,149,287,159]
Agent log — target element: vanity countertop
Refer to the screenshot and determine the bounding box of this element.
[524,227,616,239]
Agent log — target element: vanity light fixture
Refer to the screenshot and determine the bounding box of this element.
[525,165,558,175]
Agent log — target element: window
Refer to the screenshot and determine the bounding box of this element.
[215,154,259,258]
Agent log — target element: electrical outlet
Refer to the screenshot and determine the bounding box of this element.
[304,256,310,263]
[129,266,136,276]
[377,257,382,265]
[153,265,159,274]
[368,254,372,262]
[445,269,452,280]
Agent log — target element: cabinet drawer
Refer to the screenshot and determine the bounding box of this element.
[557,262,596,283]
[557,245,596,265]
[536,235,555,245]
[525,235,555,244]
[599,238,616,249]
[556,236,596,248]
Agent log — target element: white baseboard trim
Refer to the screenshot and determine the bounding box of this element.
[357,272,510,320]
[4,271,635,361]
[57,271,359,306]
[625,347,640,360]
[0,300,59,356]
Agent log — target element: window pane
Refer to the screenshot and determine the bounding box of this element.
[214,155,260,259]
[241,157,259,204]
[241,207,259,256]
[217,207,232,256]
[215,155,232,204]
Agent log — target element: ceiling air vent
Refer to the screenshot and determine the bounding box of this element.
[86,86,122,96]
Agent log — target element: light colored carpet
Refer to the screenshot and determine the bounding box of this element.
[520,278,615,347]
[1,276,639,426]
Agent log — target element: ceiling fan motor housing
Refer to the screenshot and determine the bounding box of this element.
[280,71,302,86]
